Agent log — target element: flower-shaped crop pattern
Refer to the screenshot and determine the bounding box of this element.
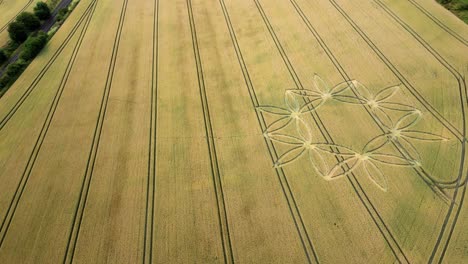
[320,142,416,191]
[264,118,331,176]
[287,74,354,105]
[371,110,449,164]
[256,74,449,194]
[257,75,354,135]
[335,81,416,126]
[256,89,322,134]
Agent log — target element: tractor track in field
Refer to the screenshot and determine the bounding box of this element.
[325,1,468,262]
[254,0,409,262]
[0,0,463,262]
[186,0,234,262]
[0,0,34,33]
[291,0,432,261]
[0,0,98,249]
[370,0,467,146]
[291,0,467,261]
[296,4,448,201]
[436,75,468,262]
[406,0,468,46]
[295,0,463,197]
[327,0,464,142]
[290,0,456,205]
[0,0,100,131]
[219,0,323,262]
[330,0,468,262]
[62,0,128,262]
[143,0,159,263]
[327,0,467,196]
[218,0,319,263]
[361,1,468,262]
[438,163,468,262]
[369,0,468,181]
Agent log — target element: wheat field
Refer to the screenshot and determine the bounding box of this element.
[0,0,467,263]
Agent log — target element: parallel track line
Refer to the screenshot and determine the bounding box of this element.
[186,0,234,262]
[406,0,468,46]
[324,1,468,262]
[217,0,319,262]
[143,0,159,263]
[0,0,97,248]
[254,0,408,261]
[360,1,467,262]
[327,0,463,141]
[62,0,128,262]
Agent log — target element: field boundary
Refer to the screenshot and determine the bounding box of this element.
[186,0,235,262]
[62,0,128,262]
[143,0,159,263]
[0,0,97,248]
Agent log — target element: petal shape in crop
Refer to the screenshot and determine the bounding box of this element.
[266,133,303,146]
[309,148,330,177]
[375,85,400,102]
[264,116,293,134]
[403,130,449,142]
[395,111,421,130]
[285,90,300,112]
[313,74,330,94]
[363,134,389,153]
[274,146,306,168]
[351,80,372,101]
[324,157,360,180]
[257,106,291,116]
[369,153,416,167]
[363,161,388,191]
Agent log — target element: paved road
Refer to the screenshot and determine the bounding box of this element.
[42,0,74,32]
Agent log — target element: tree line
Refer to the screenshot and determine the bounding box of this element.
[0,2,51,90]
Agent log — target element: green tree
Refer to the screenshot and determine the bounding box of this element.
[34,2,51,20]
[16,12,41,33]
[0,49,7,65]
[56,8,69,22]
[0,60,28,89]
[8,21,28,43]
[20,32,48,61]
[0,76,10,90]
[5,60,27,78]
